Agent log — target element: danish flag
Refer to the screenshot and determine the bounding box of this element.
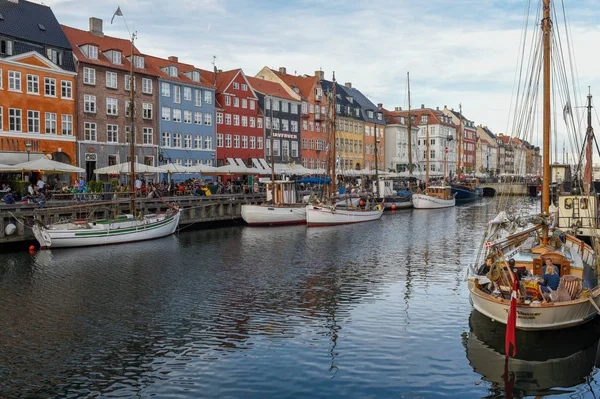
[445,147,448,154]
[505,277,518,358]
[485,241,491,249]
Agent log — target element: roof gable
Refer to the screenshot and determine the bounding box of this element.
[246,76,299,102]
[4,50,66,72]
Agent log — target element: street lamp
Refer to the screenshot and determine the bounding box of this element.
[211,152,215,166]
[374,139,380,197]
[25,140,32,161]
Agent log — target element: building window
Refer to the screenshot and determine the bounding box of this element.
[234,97,239,108]
[125,75,136,91]
[250,117,255,128]
[169,66,178,77]
[282,101,289,113]
[61,81,72,99]
[162,107,170,121]
[46,48,63,65]
[134,56,144,69]
[204,91,212,104]
[106,72,117,89]
[250,136,256,149]
[44,112,57,134]
[282,119,289,131]
[242,136,248,148]
[161,82,170,97]
[302,138,307,149]
[258,137,263,149]
[273,140,280,157]
[234,135,240,148]
[257,118,263,129]
[217,133,224,147]
[0,39,13,56]
[106,98,118,115]
[62,114,73,135]
[143,103,153,119]
[27,110,40,133]
[204,136,212,149]
[173,85,181,103]
[225,114,231,125]
[225,96,231,106]
[195,136,202,149]
[204,113,212,126]
[250,99,255,110]
[143,128,153,144]
[195,89,202,106]
[191,71,200,82]
[172,109,181,123]
[26,75,39,94]
[241,83,247,91]
[84,95,96,113]
[107,124,118,143]
[8,71,21,91]
[216,112,223,124]
[272,100,279,111]
[183,110,192,124]
[162,132,171,147]
[233,115,240,126]
[112,51,122,64]
[242,116,248,127]
[183,87,192,101]
[142,78,152,94]
[88,45,98,59]
[233,82,239,89]
[184,134,192,149]
[83,67,96,85]
[224,134,232,148]
[194,112,202,125]
[173,133,182,148]
[9,109,22,131]
[84,122,97,141]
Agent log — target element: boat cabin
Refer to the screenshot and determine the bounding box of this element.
[265,180,298,205]
[426,186,453,200]
[556,194,597,240]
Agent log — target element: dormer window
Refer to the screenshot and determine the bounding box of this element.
[0,38,13,55]
[169,66,178,77]
[112,51,122,64]
[293,88,300,94]
[46,48,63,65]
[348,97,353,104]
[400,117,405,124]
[421,115,429,124]
[88,45,98,60]
[191,71,200,82]
[356,108,360,117]
[367,110,374,118]
[377,113,383,121]
[134,56,144,69]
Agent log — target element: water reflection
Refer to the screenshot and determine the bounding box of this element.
[465,310,600,398]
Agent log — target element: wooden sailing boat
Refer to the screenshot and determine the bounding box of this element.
[241,95,307,226]
[32,31,180,249]
[306,72,384,226]
[466,0,600,331]
[412,123,455,209]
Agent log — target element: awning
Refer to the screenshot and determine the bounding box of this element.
[95,162,164,174]
[12,157,85,173]
[0,152,45,165]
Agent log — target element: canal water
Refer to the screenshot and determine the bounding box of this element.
[1,197,599,398]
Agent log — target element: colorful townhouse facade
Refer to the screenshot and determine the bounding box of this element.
[62,19,159,181]
[476,125,499,174]
[380,105,419,172]
[247,76,302,165]
[255,67,328,171]
[0,0,77,170]
[201,69,264,168]
[146,55,216,176]
[442,106,477,174]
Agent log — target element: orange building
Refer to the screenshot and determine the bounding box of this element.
[0,52,77,166]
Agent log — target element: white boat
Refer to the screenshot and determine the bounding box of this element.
[32,208,180,249]
[242,180,307,226]
[412,186,455,209]
[306,202,384,226]
[466,0,600,331]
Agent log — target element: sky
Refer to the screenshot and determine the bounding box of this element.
[36,0,600,156]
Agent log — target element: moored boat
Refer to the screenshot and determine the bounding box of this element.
[412,186,455,209]
[451,179,483,201]
[306,201,384,227]
[241,181,307,226]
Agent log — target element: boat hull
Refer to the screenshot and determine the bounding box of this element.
[469,284,599,331]
[379,196,413,209]
[32,211,181,249]
[451,185,483,201]
[412,194,455,209]
[241,204,307,226]
[306,204,384,226]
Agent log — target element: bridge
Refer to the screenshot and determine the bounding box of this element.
[479,182,536,197]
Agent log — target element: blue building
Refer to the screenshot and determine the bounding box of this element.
[146,55,216,181]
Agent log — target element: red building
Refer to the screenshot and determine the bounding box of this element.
[442,106,477,173]
[201,69,264,169]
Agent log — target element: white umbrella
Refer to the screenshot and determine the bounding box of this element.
[12,158,85,173]
[94,162,164,174]
[159,163,196,174]
[0,163,18,172]
[187,164,219,174]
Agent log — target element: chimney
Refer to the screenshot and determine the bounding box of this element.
[279,67,287,74]
[436,106,439,111]
[218,69,223,73]
[315,70,324,80]
[451,108,454,111]
[345,82,352,88]
[89,17,104,37]
[168,56,178,63]
[421,104,424,109]
[377,103,383,109]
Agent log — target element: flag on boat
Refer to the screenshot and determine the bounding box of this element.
[111,6,123,24]
[505,277,518,358]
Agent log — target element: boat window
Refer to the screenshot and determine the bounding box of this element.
[580,198,588,210]
[564,198,572,209]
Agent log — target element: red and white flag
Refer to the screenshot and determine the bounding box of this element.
[505,277,518,358]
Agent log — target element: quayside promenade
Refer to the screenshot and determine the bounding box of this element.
[0,193,264,245]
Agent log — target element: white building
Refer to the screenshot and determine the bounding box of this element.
[381,107,419,172]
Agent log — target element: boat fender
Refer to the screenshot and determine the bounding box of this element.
[4,223,16,236]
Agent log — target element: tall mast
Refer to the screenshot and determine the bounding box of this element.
[129,33,136,214]
[426,124,429,190]
[458,103,463,174]
[270,96,276,204]
[584,88,593,193]
[407,72,413,175]
[330,72,337,197]
[542,0,551,245]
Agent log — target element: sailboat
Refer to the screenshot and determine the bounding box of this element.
[412,123,455,209]
[241,101,307,226]
[451,104,483,201]
[32,32,180,249]
[466,0,600,331]
[306,72,384,226]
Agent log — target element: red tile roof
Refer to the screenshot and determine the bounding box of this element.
[246,76,298,101]
[61,25,153,75]
[387,108,455,127]
[269,69,318,100]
